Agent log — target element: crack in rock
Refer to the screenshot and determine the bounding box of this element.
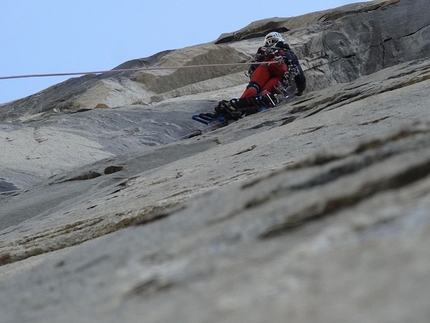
[259,150,430,239]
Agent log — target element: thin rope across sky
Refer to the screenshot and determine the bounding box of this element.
[0,61,278,80]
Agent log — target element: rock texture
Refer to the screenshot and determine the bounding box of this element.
[1,0,430,322]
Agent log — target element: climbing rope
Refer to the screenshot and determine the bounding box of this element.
[0,61,278,80]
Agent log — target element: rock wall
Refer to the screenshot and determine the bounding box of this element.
[1,1,430,322]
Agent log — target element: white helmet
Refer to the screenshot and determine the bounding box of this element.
[264,32,284,46]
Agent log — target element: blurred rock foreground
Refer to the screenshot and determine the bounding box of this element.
[1,0,430,322]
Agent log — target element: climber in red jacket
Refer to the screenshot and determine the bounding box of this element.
[241,31,306,98]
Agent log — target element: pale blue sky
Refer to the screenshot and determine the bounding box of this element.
[1,0,365,104]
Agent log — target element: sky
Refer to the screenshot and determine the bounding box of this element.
[1,0,365,104]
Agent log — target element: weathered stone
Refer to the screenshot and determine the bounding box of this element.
[103,165,123,175]
[1,1,430,322]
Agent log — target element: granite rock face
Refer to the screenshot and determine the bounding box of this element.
[1,1,430,322]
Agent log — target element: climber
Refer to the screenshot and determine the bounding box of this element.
[199,32,307,124]
[241,31,306,99]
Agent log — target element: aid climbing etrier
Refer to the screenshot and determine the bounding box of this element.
[192,94,278,125]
